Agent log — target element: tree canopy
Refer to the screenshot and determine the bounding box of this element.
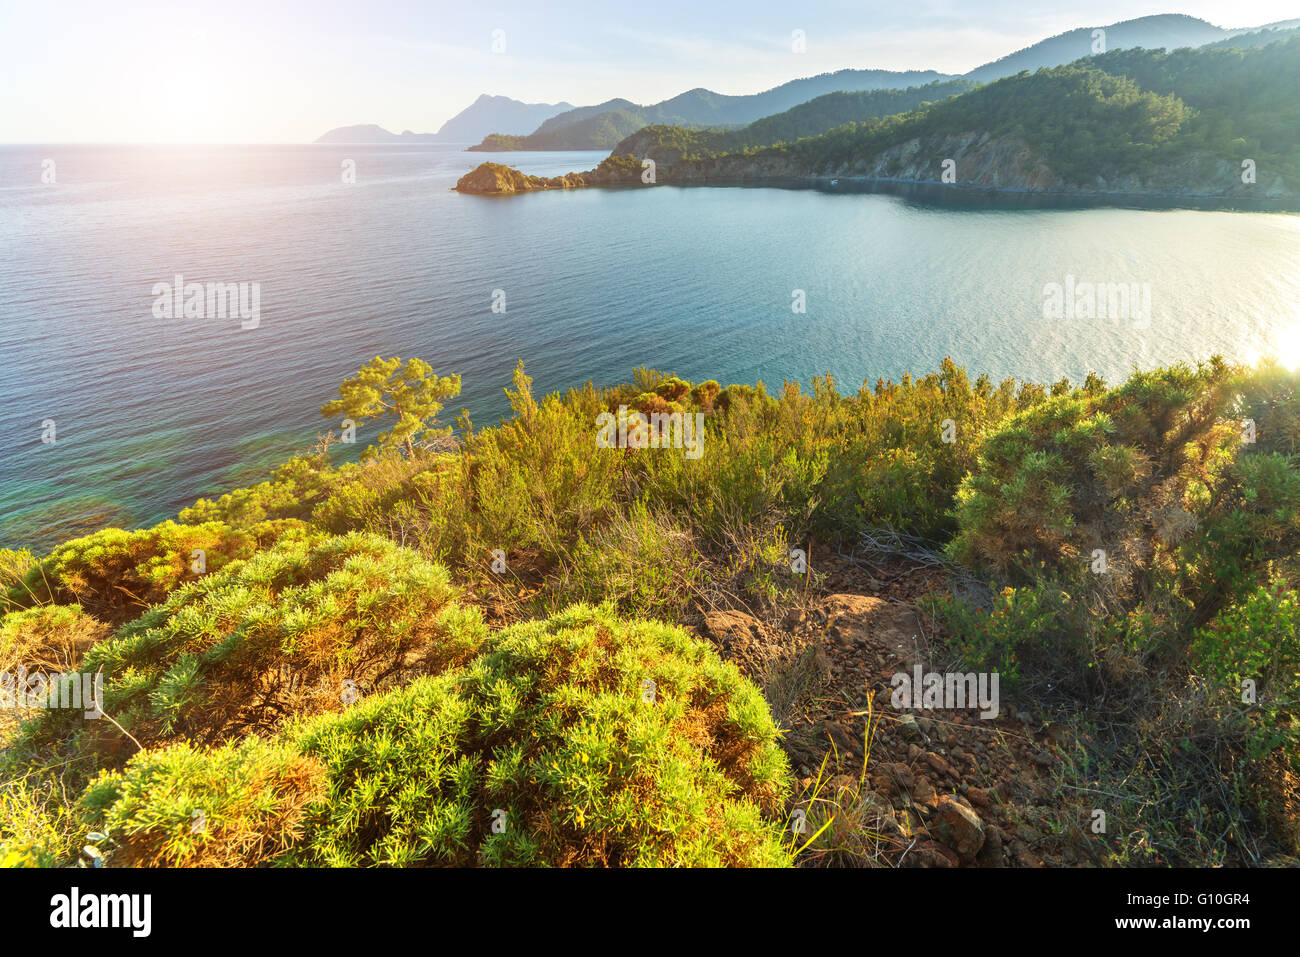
[320,356,461,459]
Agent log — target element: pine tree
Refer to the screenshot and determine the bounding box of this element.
[321,357,461,460]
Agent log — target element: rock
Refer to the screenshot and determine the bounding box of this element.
[858,792,907,844]
[934,795,986,862]
[698,609,766,656]
[783,741,821,770]
[976,824,1005,867]
[912,776,939,810]
[827,774,857,795]
[897,808,925,837]
[454,161,588,194]
[873,762,914,799]
[781,608,807,631]
[901,840,960,868]
[924,751,956,780]
[1017,846,1045,868]
[870,772,896,798]
[966,787,993,809]
[898,714,923,741]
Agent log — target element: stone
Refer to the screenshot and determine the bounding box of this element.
[912,776,939,810]
[934,795,986,862]
[924,751,956,779]
[898,714,923,741]
[976,823,1005,867]
[698,609,766,656]
[901,840,960,868]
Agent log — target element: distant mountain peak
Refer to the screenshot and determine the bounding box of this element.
[432,95,573,142]
[315,95,573,144]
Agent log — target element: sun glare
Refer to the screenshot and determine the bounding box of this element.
[1277,323,1300,369]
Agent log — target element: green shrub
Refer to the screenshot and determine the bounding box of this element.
[179,456,338,527]
[1193,582,1300,764]
[0,548,36,595]
[38,532,485,752]
[82,605,793,867]
[5,519,312,625]
[924,582,1085,691]
[293,604,792,866]
[555,503,704,622]
[0,604,110,676]
[80,738,326,867]
[0,772,82,868]
[950,361,1242,589]
[461,363,623,560]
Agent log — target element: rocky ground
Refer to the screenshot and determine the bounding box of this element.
[466,544,1101,867]
[690,551,1101,868]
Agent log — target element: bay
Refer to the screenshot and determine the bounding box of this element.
[1,143,1298,551]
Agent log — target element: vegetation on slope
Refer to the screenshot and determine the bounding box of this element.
[3,351,1299,867]
[603,37,1300,192]
[63,601,794,867]
[468,69,954,151]
[471,80,974,153]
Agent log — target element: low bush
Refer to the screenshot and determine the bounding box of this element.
[80,738,326,867]
[79,604,793,867]
[0,605,110,676]
[4,519,313,625]
[1192,582,1300,765]
[34,532,486,753]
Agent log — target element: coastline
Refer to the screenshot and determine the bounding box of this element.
[454,160,1300,212]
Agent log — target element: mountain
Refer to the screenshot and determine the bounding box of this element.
[469,69,953,150]
[432,94,573,142]
[964,14,1260,83]
[470,108,684,152]
[315,95,572,144]
[315,124,417,144]
[336,15,1300,149]
[519,79,975,158]
[469,15,1295,152]
[720,79,975,150]
[1203,22,1300,50]
[468,36,1300,202]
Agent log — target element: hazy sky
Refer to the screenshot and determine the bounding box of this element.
[2,0,1297,142]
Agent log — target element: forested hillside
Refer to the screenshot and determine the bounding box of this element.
[604,37,1300,196]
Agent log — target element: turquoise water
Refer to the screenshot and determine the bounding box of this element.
[2,143,1299,551]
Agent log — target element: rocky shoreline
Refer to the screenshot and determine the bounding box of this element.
[453,159,636,194]
[455,130,1299,205]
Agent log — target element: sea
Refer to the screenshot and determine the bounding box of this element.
[2,142,1298,551]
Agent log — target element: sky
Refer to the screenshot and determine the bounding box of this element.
[1,0,1297,143]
